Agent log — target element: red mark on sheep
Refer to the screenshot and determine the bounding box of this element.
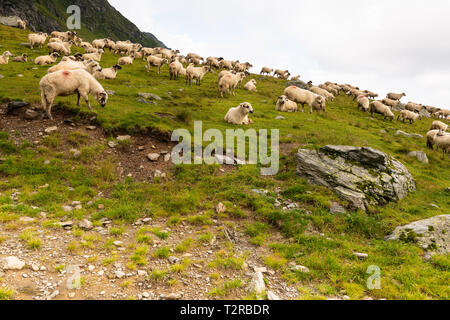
[62,71,71,77]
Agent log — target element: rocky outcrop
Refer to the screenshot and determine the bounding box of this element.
[286,80,309,90]
[296,146,416,211]
[386,215,450,254]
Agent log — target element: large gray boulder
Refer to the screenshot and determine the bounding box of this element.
[386,215,450,254]
[286,80,309,90]
[296,146,416,211]
[0,16,21,27]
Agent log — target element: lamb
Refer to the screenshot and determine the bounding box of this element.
[433,131,450,156]
[387,92,406,101]
[244,79,257,92]
[117,55,135,65]
[39,69,108,120]
[12,53,28,62]
[260,67,273,76]
[224,102,254,125]
[147,55,169,74]
[276,95,298,112]
[283,86,325,114]
[82,49,104,62]
[48,59,102,75]
[169,60,186,80]
[218,72,246,97]
[0,51,13,65]
[369,101,394,121]
[94,64,122,80]
[186,64,211,86]
[35,53,60,66]
[357,95,370,112]
[397,109,421,124]
[28,33,48,49]
[48,41,73,56]
[382,98,399,108]
[430,120,448,132]
[17,19,26,30]
[310,86,334,101]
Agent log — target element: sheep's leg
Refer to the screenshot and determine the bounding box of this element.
[80,92,93,111]
[76,91,81,106]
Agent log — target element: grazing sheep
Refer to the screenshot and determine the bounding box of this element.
[49,37,63,43]
[39,69,108,120]
[117,55,135,65]
[206,56,222,69]
[186,64,211,86]
[284,86,325,114]
[114,41,142,55]
[434,110,450,119]
[434,131,450,156]
[310,86,334,101]
[426,130,440,149]
[92,39,107,49]
[48,59,102,75]
[104,39,116,51]
[244,79,257,92]
[382,98,399,108]
[224,102,254,125]
[12,53,28,62]
[141,48,158,59]
[365,90,378,99]
[84,47,100,54]
[0,51,13,65]
[357,95,370,112]
[397,110,421,124]
[83,49,104,62]
[405,102,424,113]
[169,60,186,80]
[276,95,298,112]
[28,33,48,49]
[147,55,169,74]
[218,70,236,82]
[48,41,73,56]
[291,75,301,81]
[260,67,273,76]
[17,19,26,30]
[430,120,449,132]
[218,72,246,97]
[51,31,77,41]
[274,69,290,79]
[387,92,406,101]
[319,84,338,96]
[186,53,204,62]
[94,64,122,80]
[35,53,60,66]
[369,101,394,121]
[220,60,233,70]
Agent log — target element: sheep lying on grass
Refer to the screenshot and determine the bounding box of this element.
[117,55,134,65]
[0,51,13,65]
[244,79,257,92]
[430,120,448,132]
[397,109,421,124]
[83,50,104,62]
[12,53,28,62]
[370,101,394,121]
[94,64,122,80]
[40,69,108,120]
[276,95,298,112]
[225,102,254,125]
[284,86,325,114]
[35,53,60,66]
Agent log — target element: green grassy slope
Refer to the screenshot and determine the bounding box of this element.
[0,25,449,299]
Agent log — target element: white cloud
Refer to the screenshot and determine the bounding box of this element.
[108,0,450,109]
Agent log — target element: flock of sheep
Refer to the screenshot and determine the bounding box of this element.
[0,25,449,156]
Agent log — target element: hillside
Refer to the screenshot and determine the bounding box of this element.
[0,25,449,301]
[0,0,166,47]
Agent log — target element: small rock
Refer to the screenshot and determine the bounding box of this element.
[215,202,226,214]
[354,252,369,260]
[24,109,40,120]
[247,272,266,297]
[68,292,76,298]
[168,256,180,264]
[137,270,148,277]
[165,293,182,300]
[98,204,105,210]
[291,265,310,273]
[142,292,150,298]
[407,151,429,164]
[44,126,58,134]
[86,126,97,131]
[164,153,171,162]
[115,270,126,279]
[19,217,36,223]
[59,221,73,228]
[138,92,162,101]
[79,219,93,231]
[275,116,286,120]
[117,135,131,142]
[108,141,118,148]
[113,241,124,247]
[147,153,160,162]
[62,206,73,212]
[69,149,81,159]
[2,256,26,270]
[106,90,115,96]
[330,202,346,214]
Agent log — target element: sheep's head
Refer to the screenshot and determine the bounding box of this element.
[51,52,60,58]
[97,92,108,108]
[277,95,288,105]
[239,102,254,114]
[3,51,13,57]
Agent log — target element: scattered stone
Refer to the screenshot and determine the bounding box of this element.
[267,291,280,300]
[407,151,429,164]
[2,256,26,270]
[253,267,267,273]
[17,74,24,77]
[386,215,450,254]
[429,203,440,209]
[137,270,148,277]
[142,292,150,298]
[113,241,124,247]
[165,293,182,300]
[275,116,286,120]
[62,205,73,212]
[106,90,115,96]
[98,204,105,210]
[168,256,180,264]
[147,153,160,162]
[247,272,266,297]
[86,126,97,131]
[138,92,162,101]
[59,221,73,228]
[19,217,36,223]
[108,141,118,148]
[78,219,93,231]
[354,252,369,260]
[69,149,81,159]
[68,292,76,298]
[154,170,166,178]
[290,264,310,273]
[215,202,226,214]
[296,146,416,212]
[395,130,423,139]
[115,270,126,279]
[286,80,309,90]
[24,109,40,120]
[44,126,58,134]
[164,153,171,162]
[330,202,346,214]
[117,135,131,142]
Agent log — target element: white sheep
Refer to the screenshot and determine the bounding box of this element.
[48,59,102,75]
[169,60,186,80]
[426,130,440,149]
[92,39,107,49]
[218,72,246,97]
[387,92,406,101]
[117,55,135,65]
[51,31,77,41]
[12,53,28,62]
[39,69,108,120]
[220,60,233,70]
[274,69,290,79]
[244,79,257,92]
[276,95,298,112]
[186,64,211,86]
[28,33,48,49]
[397,110,421,124]
[17,19,26,30]
[357,95,370,112]
[260,67,273,76]
[48,41,73,56]
[83,49,104,62]
[382,98,399,108]
[291,75,301,81]
[35,53,60,66]
[434,131,450,156]
[405,102,424,113]
[369,101,394,121]
[146,55,169,74]
[224,102,254,125]
[430,120,448,132]
[94,64,122,80]
[0,51,13,65]
[284,86,325,114]
[218,70,235,82]
[310,86,334,101]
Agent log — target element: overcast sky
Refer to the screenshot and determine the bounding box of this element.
[108,0,450,109]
